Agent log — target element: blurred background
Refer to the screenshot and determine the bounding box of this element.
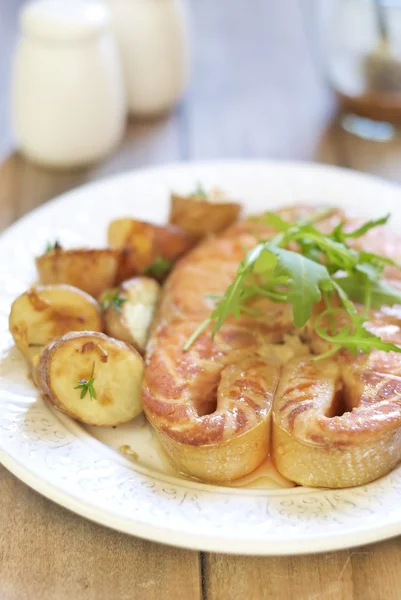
[1,0,401,217]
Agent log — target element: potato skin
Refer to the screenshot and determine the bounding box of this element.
[169,193,241,237]
[107,218,196,281]
[102,277,161,353]
[9,284,102,370]
[35,248,120,298]
[38,331,144,427]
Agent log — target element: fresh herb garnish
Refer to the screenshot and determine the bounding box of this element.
[192,182,207,199]
[100,290,127,313]
[314,310,401,360]
[184,210,401,357]
[74,363,97,400]
[44,240,61,253]
[144,256,173,279]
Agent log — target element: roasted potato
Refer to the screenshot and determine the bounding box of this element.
[108,218,196,281]
[102,277,161,353]
[35,248,120,298]
[9,285,102,370]
[169,189,241,237]
[37,331,144,426]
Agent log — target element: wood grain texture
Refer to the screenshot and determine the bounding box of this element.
[203,540,401,600]
[0,468,201,600]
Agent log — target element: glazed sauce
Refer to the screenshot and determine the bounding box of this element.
[228,457,296,490]
[90,415,294,490]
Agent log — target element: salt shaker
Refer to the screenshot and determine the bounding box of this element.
[12,0,126,169]
[104,0,189,117]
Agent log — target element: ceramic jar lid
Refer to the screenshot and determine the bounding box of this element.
[20,0,111,42]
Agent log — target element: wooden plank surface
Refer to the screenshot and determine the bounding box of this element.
[203,540,401,600]
[2,1,401,599]
[0,468,201,600]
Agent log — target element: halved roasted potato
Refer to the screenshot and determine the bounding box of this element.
[9,285,102,370]
[37,331,144,426]
[35,248,120,298]
[101,277,161,353]
[169,188,241,237]
[108,218,196,281]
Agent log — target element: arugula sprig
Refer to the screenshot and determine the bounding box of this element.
[314,309,401,360]
[184,209,401,357]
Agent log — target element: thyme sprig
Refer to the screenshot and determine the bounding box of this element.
[74,362,97,400]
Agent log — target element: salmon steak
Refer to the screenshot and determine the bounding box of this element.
[142,206,401,487]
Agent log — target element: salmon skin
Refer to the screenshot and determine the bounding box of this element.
[142,206,401,487]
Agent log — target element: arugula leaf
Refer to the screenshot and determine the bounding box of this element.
[314,311,401,357]
[253,248,278,274]
[291,226,359,271]
[333,215,390,242]
[359,250,398,269]
[335,275,401,308]
[264,244,332,327]
[184,208,401,358]
[254,212,292,232]
[210,245,264,334]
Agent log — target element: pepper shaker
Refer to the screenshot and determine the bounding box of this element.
[12,0,126,169]
[104,0,190,118]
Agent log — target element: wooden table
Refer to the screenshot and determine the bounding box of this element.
[2,2,401,599]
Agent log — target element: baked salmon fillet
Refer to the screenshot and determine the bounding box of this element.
[273,348,401,488]
[142,207,341,483]
[273,222,401,488]
[143,205,401,486]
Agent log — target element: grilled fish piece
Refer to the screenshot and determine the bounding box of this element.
[273,350,401,488]
[142,206,342,483]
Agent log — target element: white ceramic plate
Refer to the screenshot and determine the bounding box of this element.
[2,160,401,556]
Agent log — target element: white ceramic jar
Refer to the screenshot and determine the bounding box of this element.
[12,0,126,169]
[105,0,189,117]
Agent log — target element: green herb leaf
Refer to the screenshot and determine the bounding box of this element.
[144,256,173,280]
[264,244,332,328]
[254,212,291,232]
[192,182,207,199]
[335,274,401,308]
[100,290,127,313]
[44,240,61,253]
[73,363,97,400]
[184,208,401,357]
[314,311,401,357]
[334,214,390,242]
[210,247,261,335]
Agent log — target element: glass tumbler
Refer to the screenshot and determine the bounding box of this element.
[319,0,401,140]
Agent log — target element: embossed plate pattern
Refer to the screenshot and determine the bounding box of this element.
[2,161,401,555]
